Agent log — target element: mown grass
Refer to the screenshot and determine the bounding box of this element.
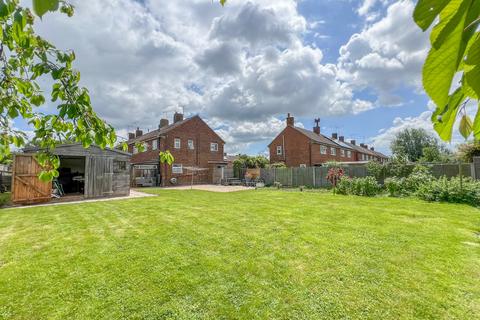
[0,189,479,319]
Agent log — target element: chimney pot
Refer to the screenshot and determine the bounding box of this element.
[350,140,356,145]
[313,118,320,134]
[339,136,345,142]
[135,127,143,138]
[173,112,184,123]
[128,133,135,140]
[159,118,169,129]
[331,133,338,140]
[286,113,295,127]
[370,147,375,151]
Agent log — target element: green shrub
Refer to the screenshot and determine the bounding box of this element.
[384,177,405,197]
[336,176,382,197]
[416,177,480,206]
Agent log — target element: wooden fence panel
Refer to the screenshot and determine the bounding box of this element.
[12,154,52,204]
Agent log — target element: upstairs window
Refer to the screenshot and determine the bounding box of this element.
[188,139,194,150]
[330,147,336,156]
[347,150,352,158]
[320,145,327,155]
[174,138,181,149]
[152,140,158,150]
[133,146,138,154]
[276,146,283,155]
[341,149,345,157]
[210,142,219,152]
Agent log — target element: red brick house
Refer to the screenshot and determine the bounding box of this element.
[127,113,226,186]
[269,114,388,167]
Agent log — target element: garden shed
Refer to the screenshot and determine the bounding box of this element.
[12,144,131,205]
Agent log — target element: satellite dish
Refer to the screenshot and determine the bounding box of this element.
[170,177,178,185]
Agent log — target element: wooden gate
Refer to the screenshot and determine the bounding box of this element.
[12,154,52,204]
[85,156,113,198]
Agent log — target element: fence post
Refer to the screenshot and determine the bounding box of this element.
[313,167,316,188]
[474,157,480,180]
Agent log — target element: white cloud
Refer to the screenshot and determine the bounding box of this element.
[339,0,429,106]
[28,0,433,154]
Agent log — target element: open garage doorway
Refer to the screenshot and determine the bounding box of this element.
[56,156,86,197]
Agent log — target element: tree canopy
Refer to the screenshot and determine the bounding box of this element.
[390,128,451,162]
[413,0,480,141]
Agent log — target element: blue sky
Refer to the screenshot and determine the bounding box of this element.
[23,0,443,155]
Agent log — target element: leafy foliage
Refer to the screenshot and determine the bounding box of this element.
[336,176,382,197]
[413,0,480,141]
[233,154,269,171]
[159,150,174,165]
[326,167,344,190]
[456,140,480,161]
[416,176,480,206]
[1,0,118,178]
[390,128,449,162]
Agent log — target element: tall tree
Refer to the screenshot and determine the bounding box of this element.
[390,128,447,162]
[413,0,480,141]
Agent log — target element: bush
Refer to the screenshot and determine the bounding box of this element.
[384,165,434,197]
[336,176,382,197]
[416,177,480,206]
[384,177,405,197]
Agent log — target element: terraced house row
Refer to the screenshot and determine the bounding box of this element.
[127,112,388,186]
[268,114,388,167]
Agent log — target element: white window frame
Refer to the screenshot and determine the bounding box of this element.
[276,146,283,155]
[300,164,307,168]
[133,146,138,154]
[172,164,183,174]
[347,150,352,158]
[152,140,158,150]
[188,139,194,150]
[330,147,336,156]
[320,145,327,155]
[340,149,345,157]
[210,142,219,152]
[174,138,181,149]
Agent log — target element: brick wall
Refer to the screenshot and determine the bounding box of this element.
[129,116,225,186]
[269,126,356,167]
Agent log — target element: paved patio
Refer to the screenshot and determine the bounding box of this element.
[165,184,254,192]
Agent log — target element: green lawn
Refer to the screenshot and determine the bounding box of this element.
[0,189,479,319]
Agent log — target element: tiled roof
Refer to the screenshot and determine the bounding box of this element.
[294,127,340,147]
[127,115,227,144]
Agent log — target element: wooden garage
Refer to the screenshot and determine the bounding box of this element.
[12,144,132,205]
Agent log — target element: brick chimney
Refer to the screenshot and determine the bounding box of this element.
[135,127,143,138]
[286,113,295,127]
[159,118,169,129]
[331,133,338,140]
[313,118,320,134]
[339,136,345,142]
[128,133,135,140]
[174,112,184,123]
[350,140,356,145]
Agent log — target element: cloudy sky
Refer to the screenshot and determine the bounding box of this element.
[17,0,468,154]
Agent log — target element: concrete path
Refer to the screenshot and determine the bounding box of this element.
[5,190,156,210]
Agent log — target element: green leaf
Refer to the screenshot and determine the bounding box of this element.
[432,87,465,141]
[430,0,466,49]
[32,0,59,18]
[473,104,480,140]
[459,114,473,139]
[413,0,451,31]
[466,33,480,65]
[465,65,480,97]
[423,2,469,110]
[220,0,227,6]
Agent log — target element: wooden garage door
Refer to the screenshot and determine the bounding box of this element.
[85,156,113,198]
[12,154,52,204]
